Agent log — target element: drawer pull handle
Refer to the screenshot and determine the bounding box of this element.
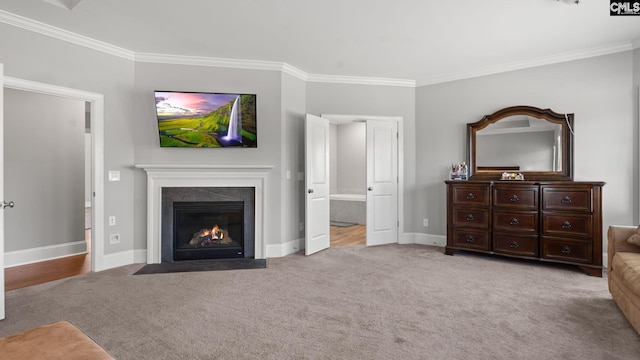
[466,193,475,200]
[466,214,475,221]
[561,221,572,229]
[510,195,519,202]
[561,246,572,254]
[509,218,519,225]
[510,241,519,249]
[561,196,572,204]
[466,236,474,243]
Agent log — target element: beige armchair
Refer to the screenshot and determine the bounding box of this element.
[608,225,640,334]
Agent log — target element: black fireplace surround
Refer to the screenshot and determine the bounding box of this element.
[161,187,255,262]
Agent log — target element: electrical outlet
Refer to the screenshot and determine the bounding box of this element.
[423,218,429,227]
[109,233,120,244]
[109,216,116,226]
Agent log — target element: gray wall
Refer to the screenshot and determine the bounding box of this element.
[330,124,338,194]
[336,122,366,194]
[0,23,136,257]
[132,62,284,248]
[4,89,85,251]
[280,73,307,246]
[416,51,637,251]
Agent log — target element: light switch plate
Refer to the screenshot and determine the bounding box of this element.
[108,171,121,181]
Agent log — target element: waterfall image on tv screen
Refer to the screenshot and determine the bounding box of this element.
[154,91,257,148]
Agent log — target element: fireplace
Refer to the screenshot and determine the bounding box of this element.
[162,187,255,263]
[173,201,244,260]
[136,164,272,264]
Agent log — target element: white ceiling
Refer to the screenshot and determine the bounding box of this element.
[1,0,639,85]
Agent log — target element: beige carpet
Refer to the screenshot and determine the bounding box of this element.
[2,244,639,359]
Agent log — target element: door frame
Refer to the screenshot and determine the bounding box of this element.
[4,76,105,272]
[321,114,404,244]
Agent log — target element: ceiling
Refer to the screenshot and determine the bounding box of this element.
[1,0,639,85]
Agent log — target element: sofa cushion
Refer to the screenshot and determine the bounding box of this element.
[627,225,640,247]
[612,252,640,299]
[628,234,640,247]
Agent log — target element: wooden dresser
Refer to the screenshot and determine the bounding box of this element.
[445,180,605,276]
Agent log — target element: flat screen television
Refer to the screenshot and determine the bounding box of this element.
[154,91,257,148]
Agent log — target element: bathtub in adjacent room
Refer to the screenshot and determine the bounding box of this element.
[330,193,366,225]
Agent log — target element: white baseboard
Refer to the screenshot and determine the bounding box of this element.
[401,233,446,247]
[99,249,147,271]
[266,238,303,258]
[5,241,88,268]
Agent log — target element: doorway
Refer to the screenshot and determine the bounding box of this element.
[3,77,105,275]
[329,121,367,247]
[304,114,403,255]
[3,89,90,289]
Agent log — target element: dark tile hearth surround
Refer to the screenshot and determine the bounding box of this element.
[161,187,255,262]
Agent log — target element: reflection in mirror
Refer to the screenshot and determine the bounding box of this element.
[476,116,563,172]
[468,106,573,181]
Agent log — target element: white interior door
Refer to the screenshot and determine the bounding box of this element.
[0,64,6,319]
[366,119,398,246]
[305,114,331,255]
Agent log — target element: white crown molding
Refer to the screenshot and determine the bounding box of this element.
[0,10,134,61]
[136,52,285,73]
[1,10,637,88]
[418,41,635,87]
[307,73,416,88]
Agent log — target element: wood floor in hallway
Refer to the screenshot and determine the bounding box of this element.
[330,224,366,247]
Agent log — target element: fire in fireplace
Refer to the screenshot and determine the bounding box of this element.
[173,201,244,260]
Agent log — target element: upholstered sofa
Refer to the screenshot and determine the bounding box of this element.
[608,225,640,334]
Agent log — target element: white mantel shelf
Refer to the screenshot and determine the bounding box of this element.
[136,164,273,263]
[135,164,274,170]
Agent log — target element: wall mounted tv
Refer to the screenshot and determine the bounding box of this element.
[154,91,257,148]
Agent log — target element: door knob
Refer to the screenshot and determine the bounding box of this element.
[367,187,373,191]
[307,189,314,194]
[3,201,14,209]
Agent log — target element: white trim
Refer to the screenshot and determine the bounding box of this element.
[4,76,106,272]
[4,241,87,267]
[417,41,635,86]
[0,10,134,61]
[135,53,286,73]
[135,164,273,263]
[0,10,636,87]
[402,233,447,247]
[102,249,147,270]
[307,74,416,88]
[266,238,303,258]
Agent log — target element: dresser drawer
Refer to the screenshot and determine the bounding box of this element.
[542,187,592,212]
[493,185,538,210]
[451,185,490,207]
[542,213,593,238]
[493,211,538,233]
[493,233,539,257]
[452,208,489,229]
[542,237,592,264]
[451,229,490,251]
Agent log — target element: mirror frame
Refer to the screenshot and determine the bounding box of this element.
[468,105,574,181]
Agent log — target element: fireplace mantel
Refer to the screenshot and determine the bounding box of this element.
[135,164,273,263]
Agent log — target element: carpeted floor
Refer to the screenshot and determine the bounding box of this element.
[2,244,639,359]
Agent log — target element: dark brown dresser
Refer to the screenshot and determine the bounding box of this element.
[445,180,605,276]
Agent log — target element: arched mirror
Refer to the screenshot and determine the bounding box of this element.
[468,106,573,181]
